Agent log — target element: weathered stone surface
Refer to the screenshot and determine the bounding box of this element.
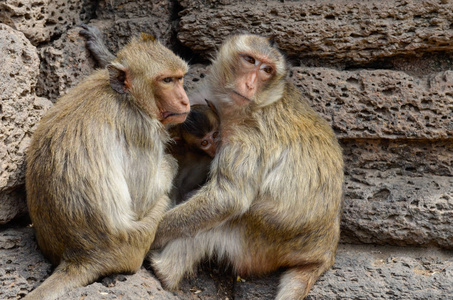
[293,67,453,139]
[4,225,452,299]
[0,187,27,226]
[0,24,53,224]
[178,0,453,64]
[341,139,453,249]
[36,27,97,101]
[0,225,51,299]
[306,244,453,299]
[184,63,210,92]
[84,0,173,56]
[0,0,95,45]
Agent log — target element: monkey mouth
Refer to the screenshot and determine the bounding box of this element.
[162,111,189,119]
[232,90,252,102]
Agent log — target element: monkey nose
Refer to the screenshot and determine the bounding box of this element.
[180,93,190,106]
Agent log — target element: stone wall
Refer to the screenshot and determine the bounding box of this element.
[0,0,452,299]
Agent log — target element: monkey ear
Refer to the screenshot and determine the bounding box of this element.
[205,99,219,116]
[140,33,157,43]
[107,63,131,94]
[266,35,277,47]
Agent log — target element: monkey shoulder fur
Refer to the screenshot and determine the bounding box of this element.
[24,34,190,299]
[151,34,344,300]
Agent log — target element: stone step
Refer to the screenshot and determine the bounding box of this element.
[2,226,451,299]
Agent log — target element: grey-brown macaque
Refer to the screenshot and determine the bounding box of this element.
[168,101,220,204]
[80,25,221,205]
[24,33,190,299]
[150,34,344,300]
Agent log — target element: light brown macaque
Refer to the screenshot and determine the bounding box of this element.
[24,33,190,299]
[168,101,221,204]
[150,34,344,300]
[79,25,222,205]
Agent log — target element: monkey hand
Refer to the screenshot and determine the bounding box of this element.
[78,24,115,68]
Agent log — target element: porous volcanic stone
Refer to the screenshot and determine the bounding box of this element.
[36,27,97,101]
[85,0,173,56]
[292,67,453,139]
[0,0,95,45]
[341,139,453,249]
[178,0,453,64]
[0,24,52,224]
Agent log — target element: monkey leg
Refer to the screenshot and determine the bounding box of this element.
[151,237,206,290]
[25,196,169,300]
[151,226,242,291]
[23,261,100,300]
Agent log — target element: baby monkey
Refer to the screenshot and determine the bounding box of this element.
[168,101,221,204]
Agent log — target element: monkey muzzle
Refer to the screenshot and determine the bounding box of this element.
[162,111,189,119]
[232,90,253,102]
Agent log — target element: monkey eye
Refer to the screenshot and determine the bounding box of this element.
[212,131,219,139]
[201,140,209,147]
[243,55,256,65]
[262,65,273,74]
[162,77,173,83]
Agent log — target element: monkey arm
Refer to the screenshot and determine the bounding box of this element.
[152,142,261,248]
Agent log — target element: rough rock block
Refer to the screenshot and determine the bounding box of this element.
[292,67,453,139]
[86,0,173,54]
[306,244,453,299]
[36,27,97,101]
[341,139,453,249]
[184,64,210,92]
[178,0,453,63]
[0,24,52,224]
[0,0,94,45]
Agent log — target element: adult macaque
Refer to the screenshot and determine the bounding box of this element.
[168,101,220,203]
[150,34,344,300]
[80,25,221,204]
[24,34,190,299]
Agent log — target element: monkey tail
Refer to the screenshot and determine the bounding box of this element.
[275,264,326,300]
[23,261,99,300]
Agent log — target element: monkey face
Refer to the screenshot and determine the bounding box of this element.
[231,54,275,106]
[209,34,287,109]
[155,71,191,125]
[198,129,220,158]
[232,54,275,105]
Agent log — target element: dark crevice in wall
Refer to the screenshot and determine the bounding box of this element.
[293,52,453,78]
[169,0,209,65]
[80,0,100,23]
